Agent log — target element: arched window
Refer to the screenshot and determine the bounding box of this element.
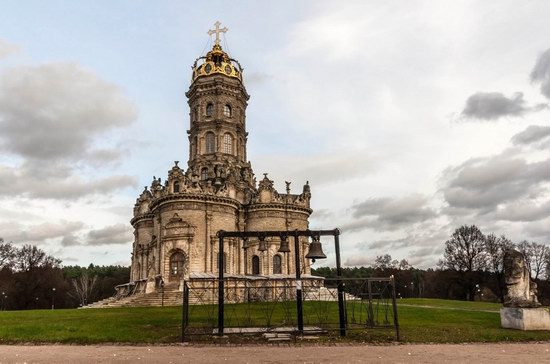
[194,107,199,122]
[173,181,180,193]
[205,132,216,153]
[252,255,260,275]
[217,252,227,273]
[201,167,209,180]
[206,103,214,117]
[273,255,282,274]
[223,133,233,154]
[224,104,232,117]
[136,262,141,279]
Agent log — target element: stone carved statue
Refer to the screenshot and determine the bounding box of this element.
[503,249,540,308]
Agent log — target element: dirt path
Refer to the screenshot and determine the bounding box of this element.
[1,343,549,364]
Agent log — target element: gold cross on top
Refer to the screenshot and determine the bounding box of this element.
[207,21,228,46]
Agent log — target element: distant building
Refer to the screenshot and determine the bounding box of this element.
[128,24,315,295]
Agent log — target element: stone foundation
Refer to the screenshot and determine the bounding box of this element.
[500,307,550,330]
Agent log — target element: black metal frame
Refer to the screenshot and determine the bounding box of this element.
[180,275,400,341]
[215,229,346,337]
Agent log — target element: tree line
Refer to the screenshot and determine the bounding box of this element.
[0,238,129,310]
[313,225,550,304]
[2,224,549,309]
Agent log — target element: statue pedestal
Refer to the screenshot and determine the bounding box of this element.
[500,307,550,330]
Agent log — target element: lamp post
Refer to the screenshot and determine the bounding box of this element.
[35,297,39,310]
[1,292,4,311]
[51,287,56,309]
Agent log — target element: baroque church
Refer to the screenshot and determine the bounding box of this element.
[127,23,316,294]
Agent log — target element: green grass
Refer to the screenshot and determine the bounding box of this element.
[396,299,550,343]
[400,298,500,311]
[0,307,182,344]
[0,299,549,344]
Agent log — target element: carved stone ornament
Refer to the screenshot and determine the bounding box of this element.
[163,213,196,238]
[503,249,541,308]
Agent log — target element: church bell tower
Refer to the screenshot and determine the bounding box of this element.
[185,22,253,197]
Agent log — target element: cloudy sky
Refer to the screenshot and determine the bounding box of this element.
[1,0,550,269]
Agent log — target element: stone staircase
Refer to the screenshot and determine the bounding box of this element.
[304,286,359,302]
[83,283,358,309]
[83,283,183,308]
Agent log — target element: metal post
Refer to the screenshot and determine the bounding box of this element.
[217,232,225,336]
[367,280,374,327]
[161,282,165,307]
[181,281,189,342]
[390,275,400,341]
[334,230,346,337]
[293,230,304,334]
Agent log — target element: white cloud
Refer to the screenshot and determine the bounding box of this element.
[0,62,139,201]
[0,164,137,200]
[0,220,84,244]
[530,47,550,99]
[0,63,137,161]
[86,223,133,246]
[461,92,546,121]
[511,125,550,146]
[0,39,20,59]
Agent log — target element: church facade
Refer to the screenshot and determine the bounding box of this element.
[129,26,314,291]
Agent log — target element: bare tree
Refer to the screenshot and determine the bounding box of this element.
[443,225,487,300]
[529,242,549,280]
[485,234,514,274]
[374,254,398,270]
[484,234,514,302]
[443,225,487,272]
[14,244,61,272]
[517,241,549,279]
[398,259,412,270]
[71,273,97,306]
[0,238,17,269]
[517,240,532,274]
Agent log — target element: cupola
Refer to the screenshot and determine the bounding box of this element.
[191,22,243,83]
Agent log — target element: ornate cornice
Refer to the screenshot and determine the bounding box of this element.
[150,193,241,211]
[247,203,312,215]
[130,213,155,226]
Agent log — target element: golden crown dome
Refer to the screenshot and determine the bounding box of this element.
[192,43,243,83]
[191,22,243,83]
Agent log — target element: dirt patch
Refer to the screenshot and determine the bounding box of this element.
[0,342,549,363]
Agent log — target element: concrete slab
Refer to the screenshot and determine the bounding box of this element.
[500,307,550,330]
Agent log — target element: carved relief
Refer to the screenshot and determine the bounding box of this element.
[163,213,196,239]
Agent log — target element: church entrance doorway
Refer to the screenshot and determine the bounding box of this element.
[169,252,185,282]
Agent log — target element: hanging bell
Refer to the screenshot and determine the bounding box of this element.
[305,236,327,263]
[278,236,291,253]
[241,237,249,249]
[258,235,267,252]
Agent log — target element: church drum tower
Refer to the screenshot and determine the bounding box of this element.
[127,23,320,300]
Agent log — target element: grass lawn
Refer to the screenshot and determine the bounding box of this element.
[396,299,550,343]
[0,299,549,344]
